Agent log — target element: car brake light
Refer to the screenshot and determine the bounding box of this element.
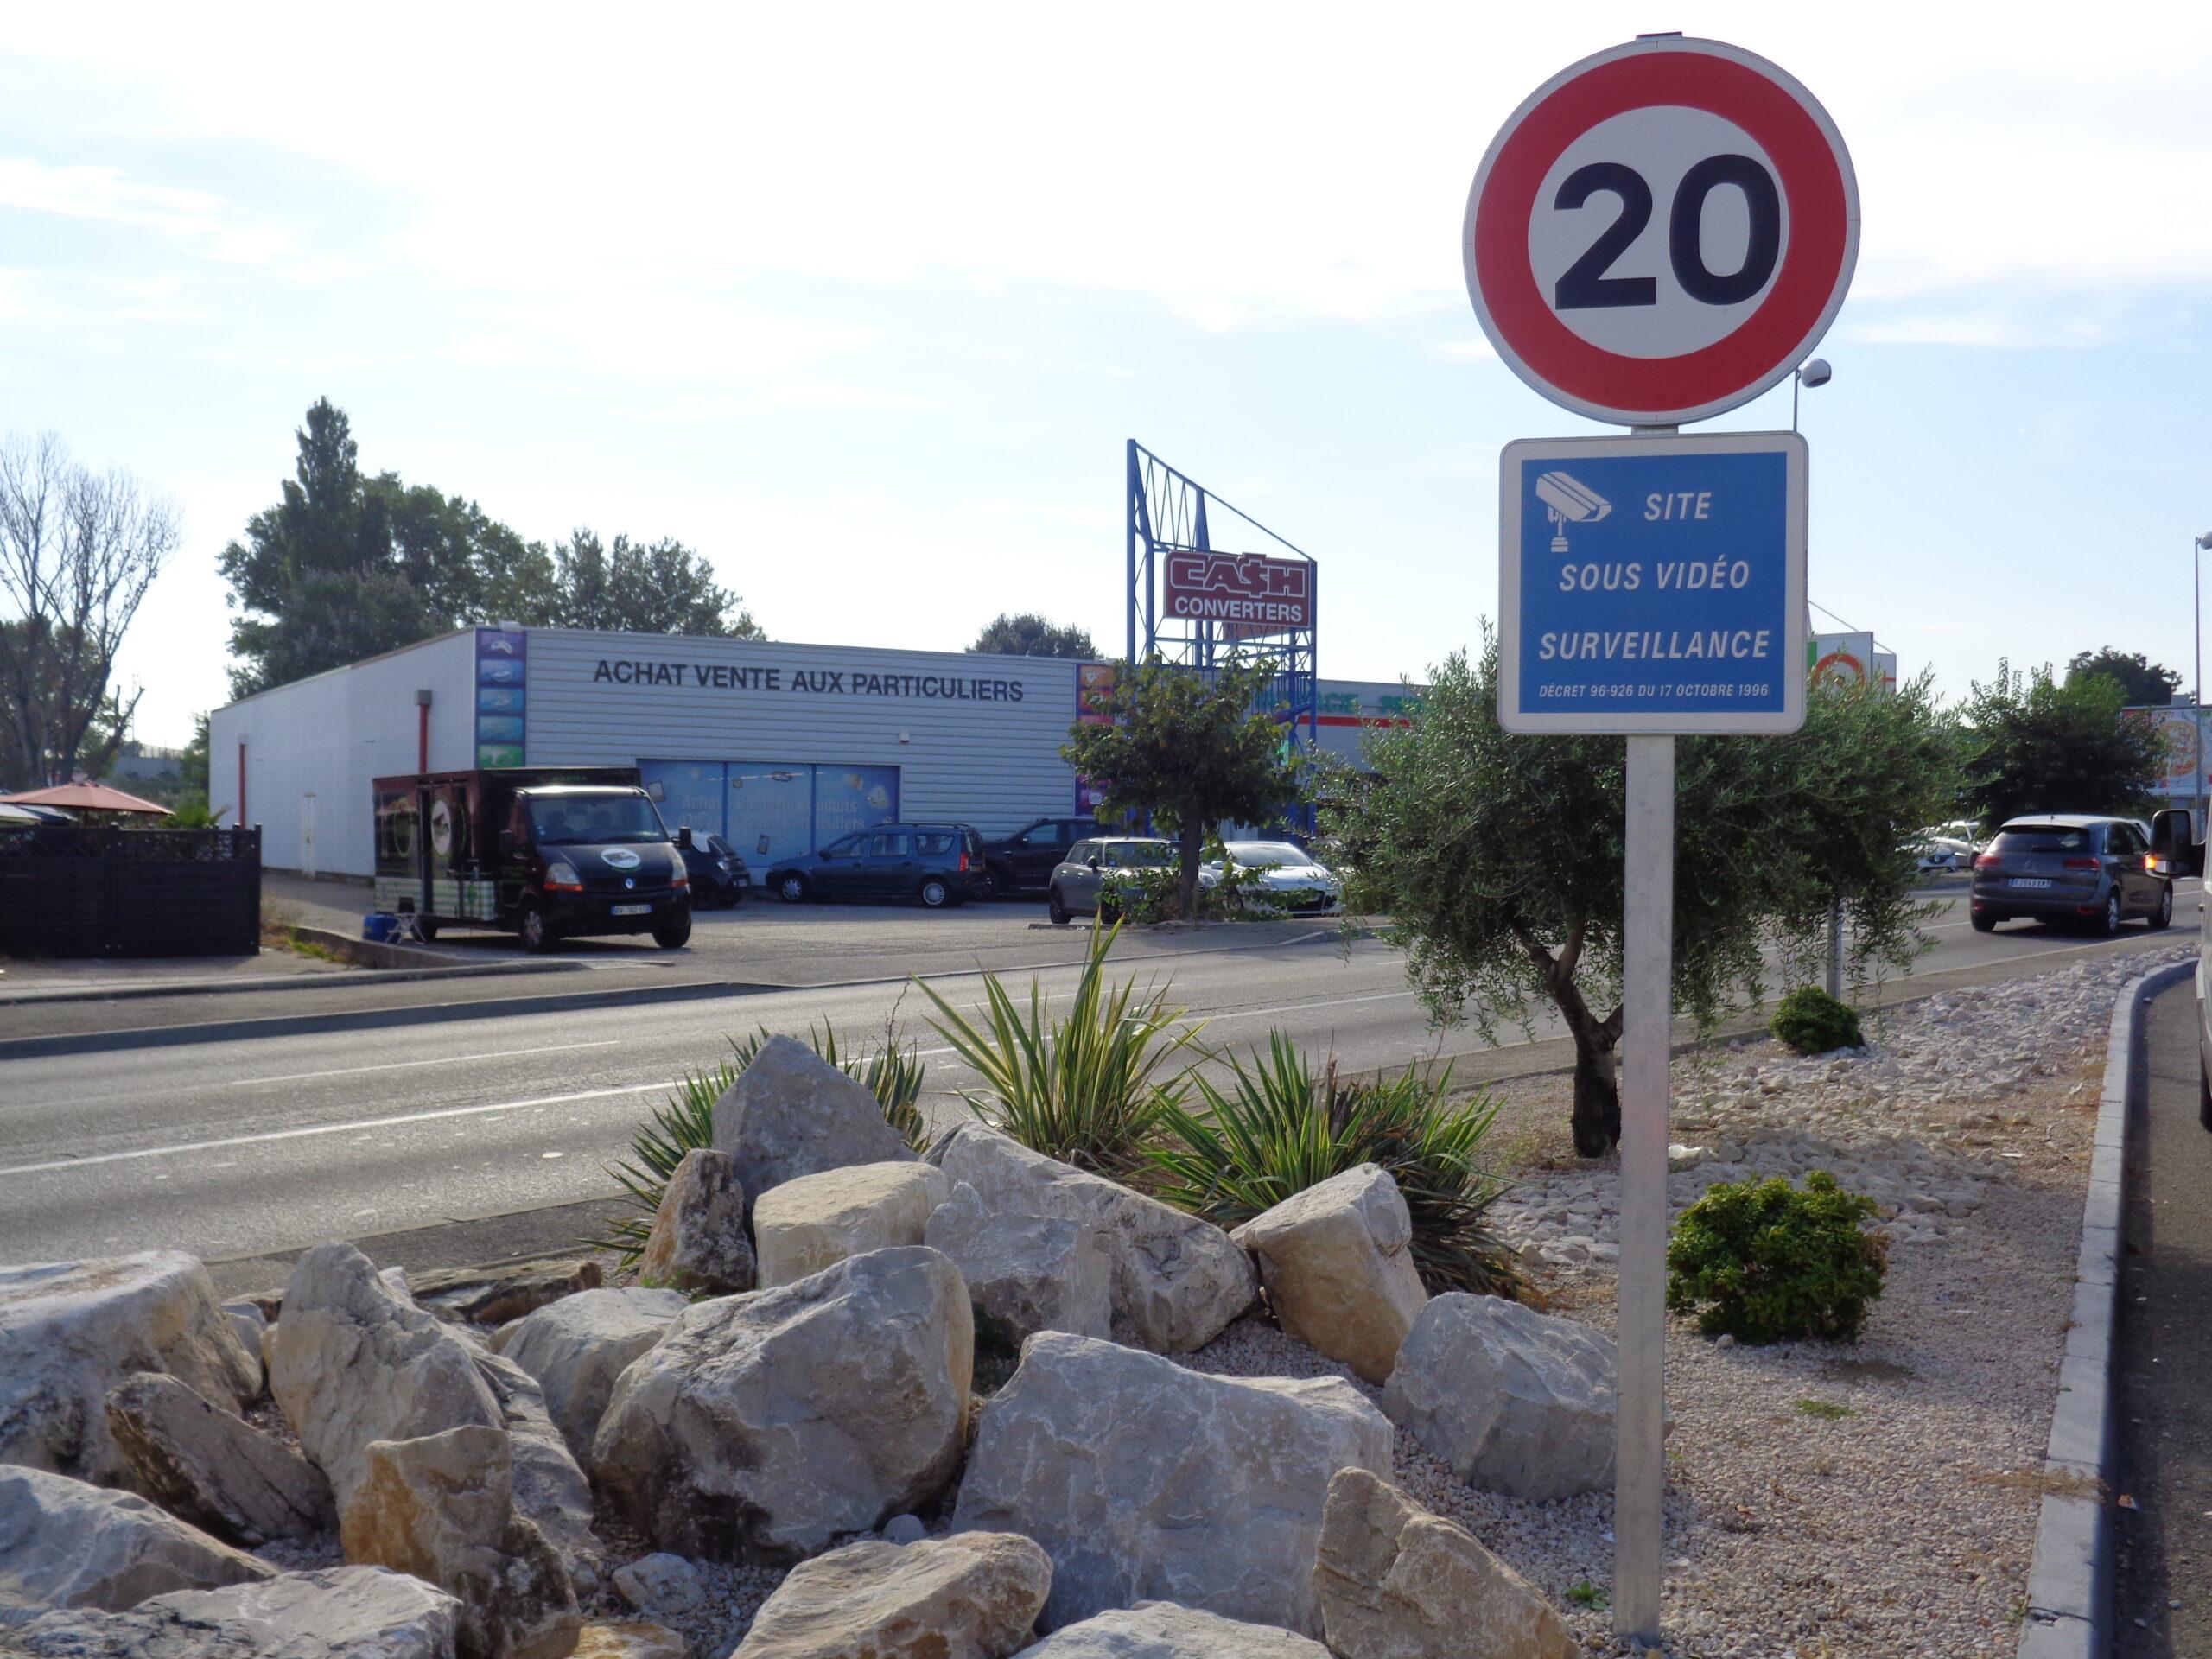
[959,852,969,872]
[2063,856,2099,869]
[670,868,689,888]
[1973,853,1999,869]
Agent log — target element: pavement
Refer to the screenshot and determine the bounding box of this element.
[2111,975,2212,1653]
[0,876,2199,1283]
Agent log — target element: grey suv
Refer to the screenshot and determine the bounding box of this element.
[1967,815,2173,934]
[1047,836,1177,925]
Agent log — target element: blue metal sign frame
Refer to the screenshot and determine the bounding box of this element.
[1497,431,1807,735]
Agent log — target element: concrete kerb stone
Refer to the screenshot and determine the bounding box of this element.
[2016,957,2191,1659]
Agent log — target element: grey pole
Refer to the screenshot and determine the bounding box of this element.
[1616,732,1675,1643]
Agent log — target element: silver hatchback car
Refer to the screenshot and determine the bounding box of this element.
[1046,836,1179,925]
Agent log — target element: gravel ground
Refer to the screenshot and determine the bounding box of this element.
[1185,946,2188,1657]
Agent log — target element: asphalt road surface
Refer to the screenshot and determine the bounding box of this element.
[2112,978,2212,1656]
[0,877,2196,1272]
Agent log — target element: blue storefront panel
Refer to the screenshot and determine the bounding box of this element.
[639,760,899,864]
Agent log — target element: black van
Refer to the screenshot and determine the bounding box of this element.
[372,767,692,951]
[765,823,989,908]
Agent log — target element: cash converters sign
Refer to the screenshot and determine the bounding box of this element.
[1162,552,1314,632]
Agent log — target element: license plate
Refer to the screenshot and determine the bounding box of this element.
[610,903,652,916]
[2007,878,2052,890]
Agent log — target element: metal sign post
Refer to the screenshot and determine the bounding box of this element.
[1464,34,1856,1646]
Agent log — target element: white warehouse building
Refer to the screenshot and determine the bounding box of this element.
[211,626,1417,879]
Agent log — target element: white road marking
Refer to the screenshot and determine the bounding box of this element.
[0,1081,672,1180]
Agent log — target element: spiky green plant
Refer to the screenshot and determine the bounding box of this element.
[915,922,1203,1178]
[591,1020,927,1262]
[1147,1033,1517,1296]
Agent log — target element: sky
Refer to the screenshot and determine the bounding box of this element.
[6,3,2211,747]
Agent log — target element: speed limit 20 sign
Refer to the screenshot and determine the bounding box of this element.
[1465,36,1859,427]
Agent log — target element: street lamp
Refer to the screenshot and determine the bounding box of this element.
[1792,357,1832,431]
[2195,531,2212,717]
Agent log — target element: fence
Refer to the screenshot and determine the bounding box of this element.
[0,824,261,957]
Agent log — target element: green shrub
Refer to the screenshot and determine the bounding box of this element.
[916,922,1203,1178]
[1147,1033,1517,1296]
[1770,985,1863,1054]
[1665,1170,1886,1343]
[591,1020,927,1263]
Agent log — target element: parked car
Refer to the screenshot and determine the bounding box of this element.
[1203,840,1344,913]
[677,831,751,908]
[1911,835,1975,874]
[1967,815,2173,935]
[982,817,1100,895]
[766,823,988,908]
[1047,836,1203,925]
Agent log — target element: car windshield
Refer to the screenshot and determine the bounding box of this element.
[1994,826,2092,854]
[1105,841,1173,868]
[1229,842,1311,868]
[529,795,668,845]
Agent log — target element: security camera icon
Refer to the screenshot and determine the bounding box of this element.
[1535,472,1611,554]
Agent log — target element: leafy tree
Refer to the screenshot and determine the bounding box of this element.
[1326,637,1957,1156]
[2064,646,2182,708]
[0,433,177,789]
[1961,659,2166,827]
[181,712,210,798]
[972,613,1097,658]
[1061,655,1300,917]
[543,530,760,637]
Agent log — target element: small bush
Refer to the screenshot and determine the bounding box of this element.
[1666,1170,1886,1344]
[592,1020,927,1263]
[1147,1033,1517,1297]
[1770,984,1863,1055]
[916,922,1203,1178]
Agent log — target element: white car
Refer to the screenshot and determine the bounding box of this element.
[1203,841,1344,914]
[1911,835,1975,874]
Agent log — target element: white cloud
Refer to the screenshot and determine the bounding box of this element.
[1433,338,1498,362]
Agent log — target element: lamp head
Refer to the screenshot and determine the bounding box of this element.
[2198,531,2212,550]
[1797,358,1833,389]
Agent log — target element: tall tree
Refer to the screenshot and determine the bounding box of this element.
[972,613,1097,658]
[0,433,177,789]
[1061,655,1300,917]
[544,530,760,637]
[1961,658,2166,826]
[2064,646,2183,708]
[1327,638,1958,1156]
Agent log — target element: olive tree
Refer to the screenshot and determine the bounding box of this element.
[1328,636,1957,1156]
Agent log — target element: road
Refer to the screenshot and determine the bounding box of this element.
[0,878,2196,1274]
[2111,977,2212,1655]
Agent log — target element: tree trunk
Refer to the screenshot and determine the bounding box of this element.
[1567,1020,1623,1157]
[1176,817,1205,918]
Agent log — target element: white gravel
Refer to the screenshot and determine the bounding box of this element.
[1179,945,2189,1656]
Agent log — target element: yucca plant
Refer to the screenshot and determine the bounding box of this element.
[915,922,1204,1178]
[1148,1033,1518,1296]
[591,1020,928,1263]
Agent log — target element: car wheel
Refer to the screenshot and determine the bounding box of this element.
[778,874,810,904]
[652,919,691,949]
[1969,909,1997,933]
[518,900,557,954]
[726,887,743,908]
[2147,883,2173,930]
[1047,885,1071,925]
[918,876,951,909]
[2097,893,2122,936]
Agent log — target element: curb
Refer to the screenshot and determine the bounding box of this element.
[0,944,577,1007]
[2017,957,2192,1658]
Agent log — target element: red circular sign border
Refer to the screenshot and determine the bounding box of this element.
[1465,40,1858,425]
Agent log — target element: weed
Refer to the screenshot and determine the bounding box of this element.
[1796,1398,1855,1421]
[1564,1580,1607,1610]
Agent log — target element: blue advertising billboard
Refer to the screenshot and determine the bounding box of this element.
[1497,432,1806,734]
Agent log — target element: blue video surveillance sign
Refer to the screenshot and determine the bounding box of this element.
[1497,431,1807,735]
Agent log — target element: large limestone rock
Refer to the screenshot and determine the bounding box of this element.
[1313,1468,1573,1659]
[923,1179,1112,1346]
[710,1034,920,1217]
[0,1465,272,1627]
[0,1253,261,1484]
[104,1370,334,1547]
[8,1565,463,1657]
[1013,1603,1332,1657]
[1380,1294,1618,1501]
[266,1243,504,1510]
[754,1160,951,1288]
[490,1288,689,1460]
[953,1331,1392,1637]
[469,1347,603,1578]
[575,1620,689,1658]
[736,1531,1052,1659]
[411,1260,603,1328]
[930,1126,1255,1353]
[594,1246,972,1565]
[340,1424,578,1659]
[637,1148,754,1294]
[1230,1166,1428,1386]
